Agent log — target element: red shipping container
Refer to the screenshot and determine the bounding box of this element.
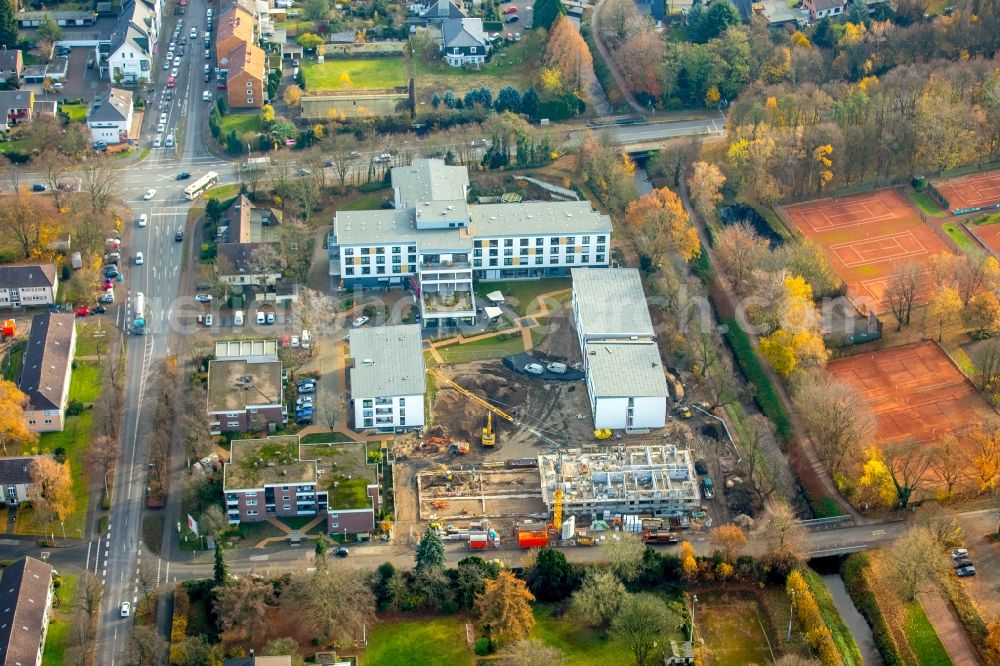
[469,534,488,550]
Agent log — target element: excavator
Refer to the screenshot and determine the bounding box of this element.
[427,368,515,447]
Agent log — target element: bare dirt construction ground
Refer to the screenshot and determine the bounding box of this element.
[530,296,582,365]
[417,468,547,525]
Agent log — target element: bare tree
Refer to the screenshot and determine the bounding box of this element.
[268,156,293,199]
[930,434,965,499]
[885,526,947,602]
[793,371,875,477]
[884,261,923,330]
[495,640,566,666]
[316,393,342,431]
[281,565,375,644]
[883,441,935,508]
[0,193,51,259]
[72,573,104,618]
[742,414,778,503]
[137,560,158,612]
[764,500,809,563]
[601,531,646,583]
[714,223,769,295]
[650,135,701,187]
[182,387,214,464]
[86,435,119,492]
[125,625,167,666]
[296,285,339,337]
[1,154,22,191]
[325,137,357,192]
[975,337,1000,399]
[34,149,70,209]
[213,576,275,642]
[81,155,121,214]
[278,219,313,282]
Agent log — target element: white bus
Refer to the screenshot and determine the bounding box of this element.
[183,171,219,200]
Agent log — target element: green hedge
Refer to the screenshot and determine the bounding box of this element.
[841,554,906,666]
[801,567,863,666]
[721,317,792,441]
[690,242,713,283]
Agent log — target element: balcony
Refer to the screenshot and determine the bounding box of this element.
[422,289,474,314]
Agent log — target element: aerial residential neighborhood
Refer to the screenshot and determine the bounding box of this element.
[0,0,999,664]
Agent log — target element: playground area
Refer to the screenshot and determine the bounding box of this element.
[782,189,949,312]
[932,169,1000,214]
[827,341,992,448]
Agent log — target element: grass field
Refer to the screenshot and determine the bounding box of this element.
[302,57,406,91]
[341,189,393,211]
[74,320,115,357]
[366,617,473,665]
[435,332,525,364]
[942,222,983,257]
[203,183,241,201]
[908,189,948,217]
[531,604,636,665]
[217,112,261,136]
[68,361,102,403]
[42,574,78,666]
[474,278,571,316]
[60,103,88,122]
[905,601,951,665]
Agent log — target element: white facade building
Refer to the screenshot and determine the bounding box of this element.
[0,264,58,309]
[572,268,669,430]
[87,88,133,144]
[330,160,612,326]
[349,324,425,431]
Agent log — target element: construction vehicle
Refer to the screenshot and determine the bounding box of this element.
[427,368,516,447]
[594,429,612,440]
[642,530,679,544]
[1,319,14,337]
[449,441,470,455]
[576,534,596,546]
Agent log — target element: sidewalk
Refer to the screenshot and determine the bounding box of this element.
[917,588,980,666]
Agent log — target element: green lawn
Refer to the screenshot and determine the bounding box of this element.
[60,103,88,122]
[68,362,102,403]
[942,222,984,257]
[366,616,473,665]
[1,341,24,381]
[968,212,1000,226]
[908,190,948,217]
[905,601,951,665]
[475,278,571,316]
[302,57,406,91]
[42,574,78,666]
[435,333,525,364]
[203,183,241,201]
[341,189,392,211]
[801,568,863,666]
[217,112,261,136]
[74,320,115,358]
[531,604,635,665]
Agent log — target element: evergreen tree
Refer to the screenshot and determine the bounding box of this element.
[521,87,540,120]
[695,0,740,43]
[314,537,329,561]
[525,548,577,602]
[533,0,565,31]
[0,0,16,50]
[415,526,445,571]
[213,546,229,585]
[431,92,441,109]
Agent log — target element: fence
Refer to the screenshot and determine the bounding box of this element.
[924,180,950,210]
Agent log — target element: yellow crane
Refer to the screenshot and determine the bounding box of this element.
[427,368,516,447]
[553,487,563,531]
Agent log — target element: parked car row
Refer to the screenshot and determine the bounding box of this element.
[295,378,316,426]
[953,548,976,577]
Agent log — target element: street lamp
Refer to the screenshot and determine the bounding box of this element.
[689,594,697,642]
[787,589,796,641]
[104,469,113,500]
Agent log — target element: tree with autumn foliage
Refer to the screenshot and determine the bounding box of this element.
[624,186,700,267]
[709,524,747,563]
[615,29,664,103]
[545,16,594,96]
[810,144,833,192]
[925,285,962,341]
[0,379,38,456]
[475,571,536,646]
[793,371,875,477]
[29,455,74,523]
[578,130,637,212]
[679,541,697,579]
[687,161,726,223]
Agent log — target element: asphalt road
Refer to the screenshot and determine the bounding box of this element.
[95,3,216,663]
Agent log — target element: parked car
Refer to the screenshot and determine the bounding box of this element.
[99,291,115,304]
[92,305,107,314]
[694,459,708,475]
[291,335,300,347]
[956,565,977,577]
[31,182,46,192]
[266,312,275,325]
[335,547,350,558]
[195,293,212,303]
[524,363,544,375]
[75,306,90,317]
[952,548,969,559]
[953,557,974,569]
[143,188,156,200]
[505,14,519,23]
[352,316,369,328]
[296,418,313,426]
[297,383,315,395]
[256,311,266,325]
[546,362,567,374]
[296,396,314,407]
[102,279,114,290]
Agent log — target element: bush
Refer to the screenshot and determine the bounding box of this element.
[169,586,191,664]
[841,554,906,666]
[474,637,491,656]
[66,400,84,416]
[787,570,841,665]
[721,317,792,441]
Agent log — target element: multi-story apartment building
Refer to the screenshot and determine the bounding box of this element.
[329,160,612,326]
[349,324,425,431]
[0,456,42,505]
[223,436,326,525]
[0,556,54,666]
[572,268,669,430]
[206,358,285,434]
[0,264,58,309]
[18,313,76,433]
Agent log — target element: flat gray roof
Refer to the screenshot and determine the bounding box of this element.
[392,159,468,205]
[572,268,654,338]
[585,341,669,398]
[350,324,425,399]
[470,200,612,238]
[207,359,282,412]
[335,209,474,251]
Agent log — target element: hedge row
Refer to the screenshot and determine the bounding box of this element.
[720,317,792,442]
[787,570,842,666]
[800,567,863,666]
[168,586,191,665]
[939,571,992,662]
[841,554,906,666]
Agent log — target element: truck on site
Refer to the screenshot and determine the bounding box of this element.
[701,477,714,499]
[70,252,82,270]
[642,530,679,544]
[132,292,146,335]
[518,529,549,549]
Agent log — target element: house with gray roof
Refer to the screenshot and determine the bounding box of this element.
[87,88,133,144]
[0,456,42,505]
[108,0,161,84]
[440,17,489,67]
[18,312,76,433]
[421,0,466,23]
[329,160,612,327]
[349,324,425,431]
[0,556,54,666]
[0,50,23,84]
[206,358,284,434]
[803,0,846,18]
[0,264,58,309]
[571,268,668,430]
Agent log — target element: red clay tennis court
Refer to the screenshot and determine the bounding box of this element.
[828,342,992,447]
[782,189,950,312]
[933,169,1000,213]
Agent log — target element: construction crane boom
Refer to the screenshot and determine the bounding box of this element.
[427,368,516,424]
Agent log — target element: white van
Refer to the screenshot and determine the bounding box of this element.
[234,310,244,326]
[301,329,310,348]
[256,311,265,325]
[165,134,175,148]
[546,362,568,374]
